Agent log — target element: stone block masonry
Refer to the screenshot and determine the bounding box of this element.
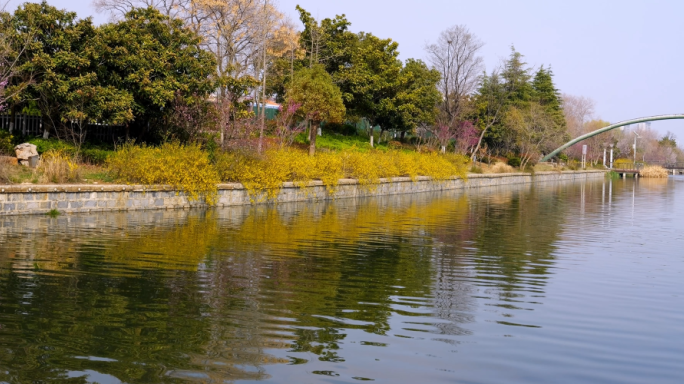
[0,170,607,216]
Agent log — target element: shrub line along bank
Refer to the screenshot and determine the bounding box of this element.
[0,170,607,216]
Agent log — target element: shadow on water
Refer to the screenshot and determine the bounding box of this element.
[0,177,659,383]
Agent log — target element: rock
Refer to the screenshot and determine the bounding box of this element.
[15,143,38,167]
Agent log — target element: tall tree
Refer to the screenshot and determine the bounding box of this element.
[94,7,216,139]
[295,6,355,73]
[93,0,188,20]
[532,66,565,129]
[393,59,441,136]
[285,65,345,156]
[9,1,133,141]
[471,69,507,159]
[335,32,402,133]
[425,25,484,125]
[501,47,534,107]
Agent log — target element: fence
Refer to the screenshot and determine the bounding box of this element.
[0,115,43,137]
[0,115,125,144]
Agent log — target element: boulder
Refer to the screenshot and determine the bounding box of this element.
[15,143,38,166]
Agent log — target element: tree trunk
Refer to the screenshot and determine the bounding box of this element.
[471,124,492,161]
[308,120,317,156]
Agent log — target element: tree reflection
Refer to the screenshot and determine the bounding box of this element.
[0,180,614,382]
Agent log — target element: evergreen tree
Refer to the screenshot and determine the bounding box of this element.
[532,66,566,129]
[501,47,534,107]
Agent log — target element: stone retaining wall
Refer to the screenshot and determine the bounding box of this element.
[0,170,606,216]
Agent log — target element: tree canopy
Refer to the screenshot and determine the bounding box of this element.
[285,65,345,155]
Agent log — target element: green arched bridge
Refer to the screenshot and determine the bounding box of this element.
[541,114,684,163]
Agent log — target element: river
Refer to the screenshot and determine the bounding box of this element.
[1,176,683,383]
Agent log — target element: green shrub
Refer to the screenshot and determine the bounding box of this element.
[0,129,13,155]
[28,138,74,154]
[507,156,521,167]
[324,122,358,136]
[81,148,112,164]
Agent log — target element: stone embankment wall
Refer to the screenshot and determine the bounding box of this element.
[0,170,606,216]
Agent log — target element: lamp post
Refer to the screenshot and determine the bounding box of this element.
[633,131,640,167]
[603,146,607,168]
[609,144,614,169]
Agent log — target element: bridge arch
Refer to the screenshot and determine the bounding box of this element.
[541,114,684,162]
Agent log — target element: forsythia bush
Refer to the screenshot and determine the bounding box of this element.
[110,144,470,203]
[216,148,469,200]
[107,142,220,202]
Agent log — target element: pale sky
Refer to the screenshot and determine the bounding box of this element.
[6,0,684,137]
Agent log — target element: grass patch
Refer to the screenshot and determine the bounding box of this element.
[0,163,39,184]
[82,166,115,183]
[295,132,390,152]
[47,209,61,218]
[607,171,620,179]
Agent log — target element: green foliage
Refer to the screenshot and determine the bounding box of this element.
[298,133,380,152]
[287,65,345,124]
[507,156,521,167]
[95,7,216,139]
[532,66,565,129]
[6,4,215,142]
[292,8,440,133]
[393,59,441,131]
[502,47,534,107]
[28,138,73,154]
[46,209,60,218]
[0,129,13,155]
[27,138,112,164]
[475,47,568,161]
[8,2,133,133]
[334,32,402,129]
[660,132,677,148]
[296,6,355,74]
[286,65,345,155]
[324,122,358,136]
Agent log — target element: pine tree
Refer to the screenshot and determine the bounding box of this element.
[501,47,534,107]
[532,66,565,129]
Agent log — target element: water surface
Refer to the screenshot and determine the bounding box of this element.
[1,177,683,383]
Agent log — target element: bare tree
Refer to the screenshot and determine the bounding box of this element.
[93,0,189,20]
[426,25,484,125]
[562,93,595,138]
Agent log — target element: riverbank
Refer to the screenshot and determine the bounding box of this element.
[0,170,606,216]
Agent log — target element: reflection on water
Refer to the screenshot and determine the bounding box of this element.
[1,177,684,383]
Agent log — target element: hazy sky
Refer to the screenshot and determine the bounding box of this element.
[6,0,684,136]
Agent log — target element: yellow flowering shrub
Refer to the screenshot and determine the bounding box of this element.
[109,143,471,203]
[107,142,220,202]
